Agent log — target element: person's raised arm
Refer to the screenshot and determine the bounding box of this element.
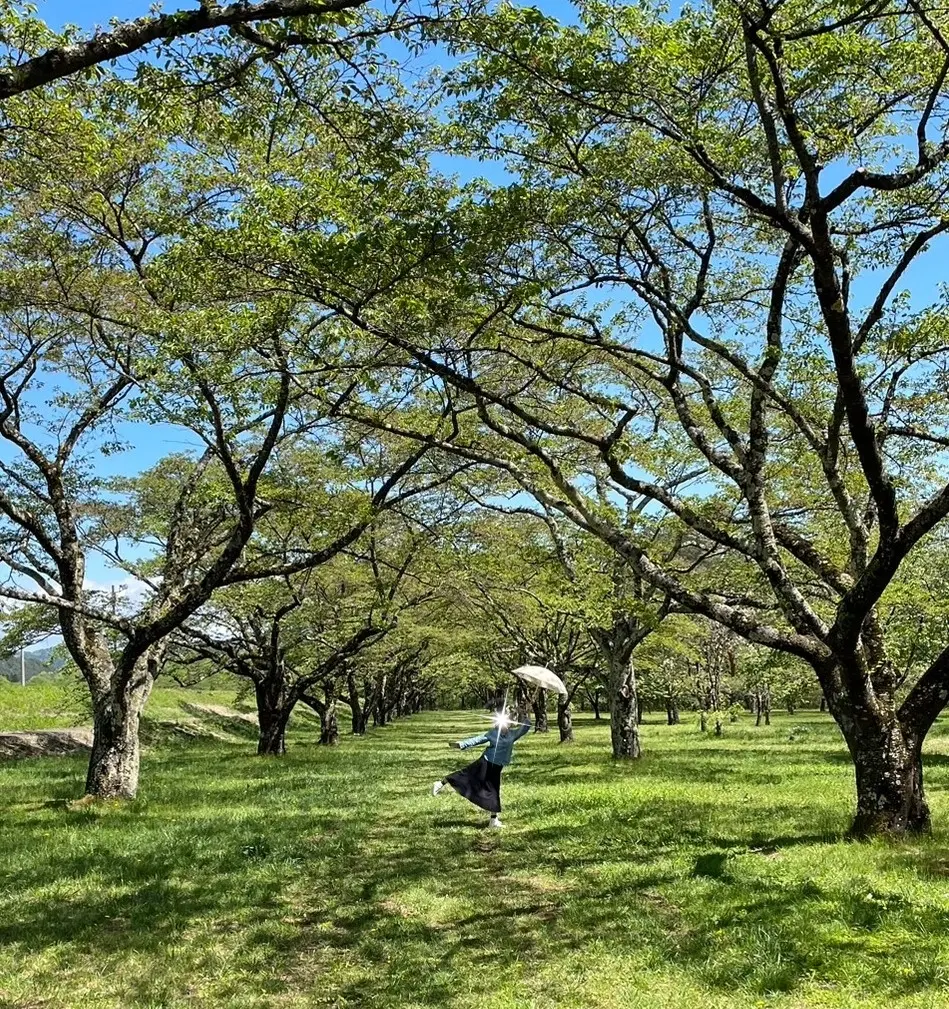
[512,716,532,741]
[456,731,491,751]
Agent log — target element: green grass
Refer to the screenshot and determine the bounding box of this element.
[5,702,949,1008]
[0,678,262,735]
[0,676,88,730]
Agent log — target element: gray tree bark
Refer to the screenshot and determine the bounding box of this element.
[609,652,641,759]
[849,728,929,836]
[85,666,153,799]
[320,683,339,746]
[255,679,291,755]
[557,698,573,743]
[533,689,549,732]
[823,666,932,836]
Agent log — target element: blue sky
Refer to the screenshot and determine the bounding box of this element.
[38,0,146,28]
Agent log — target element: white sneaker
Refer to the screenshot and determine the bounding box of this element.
[488,816,503,829]
[432,780,445,795]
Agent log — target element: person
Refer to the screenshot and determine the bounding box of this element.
[432,711,531,828]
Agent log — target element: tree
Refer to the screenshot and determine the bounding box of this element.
[158,433,459,752]
[432,510,597,739]
[636,617,699,726]
[0,0,431,99]
[349,636,437,731]
[584,551,671,758]
[687,619,744,736]
[282,0,949,835]
[0,288,299,795]
[0,58,442,797]
[458,502,676,756]
[445,0,949,836]
[176,545,393,755]
[110,0,949,833]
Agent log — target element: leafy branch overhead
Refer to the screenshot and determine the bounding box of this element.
[0,0,441,99]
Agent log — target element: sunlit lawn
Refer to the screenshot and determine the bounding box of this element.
[4,694,949,1008]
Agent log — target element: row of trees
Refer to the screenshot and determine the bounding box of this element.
[4,0,949,835]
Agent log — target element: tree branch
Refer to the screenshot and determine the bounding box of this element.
[0,0,373,99]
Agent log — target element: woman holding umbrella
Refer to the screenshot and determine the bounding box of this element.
[432,665,566,829]
[432,709,531,828]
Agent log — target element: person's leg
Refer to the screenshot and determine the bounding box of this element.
[487,764,503,826]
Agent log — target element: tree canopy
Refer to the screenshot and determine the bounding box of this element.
[4,0,949,836]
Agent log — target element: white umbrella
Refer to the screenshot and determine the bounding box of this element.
[512,664,568,697]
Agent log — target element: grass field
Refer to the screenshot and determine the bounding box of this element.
[5,688,949,1008]
[0,676,88,731]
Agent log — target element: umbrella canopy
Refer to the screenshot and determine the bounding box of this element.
[512,664,568,697]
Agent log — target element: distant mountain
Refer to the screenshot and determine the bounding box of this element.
[0,647,66,683]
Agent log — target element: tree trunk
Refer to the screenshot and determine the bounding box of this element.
[85,672,153,800]
[665,693,679,725]
[714,717,723,737]
[820,696,827,712]
[591,688,602,720]
[757,687,771,726]
[255,679,291,755]
[818,656,933,838]
[636,696,644,724]
[352,706,370,734]
[348,673,367,734]
[700,710,708,732]
[515,681,530,722]
[320,684,339,746]
[608,653,641,759]
[558,698,574,743]
[848,728,930,836]
[376,674,388,726]
[533,689,549,732]
[258,710,289,755]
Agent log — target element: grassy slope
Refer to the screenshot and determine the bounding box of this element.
[0,679,256,733]
[0,677,88,731]
[4,698,949,1008]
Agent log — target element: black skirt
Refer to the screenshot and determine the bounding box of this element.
[445,756,503,813]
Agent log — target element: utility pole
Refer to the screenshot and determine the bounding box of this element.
[20,647,25,687]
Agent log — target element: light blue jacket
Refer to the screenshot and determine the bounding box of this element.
[457,717,531,766]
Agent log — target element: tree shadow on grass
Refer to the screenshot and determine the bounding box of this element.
[0,838,286,955]
[669,871,949,996]
[285,820,949,1004]
[297,860,683,1006]
[7,719,949,1006]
